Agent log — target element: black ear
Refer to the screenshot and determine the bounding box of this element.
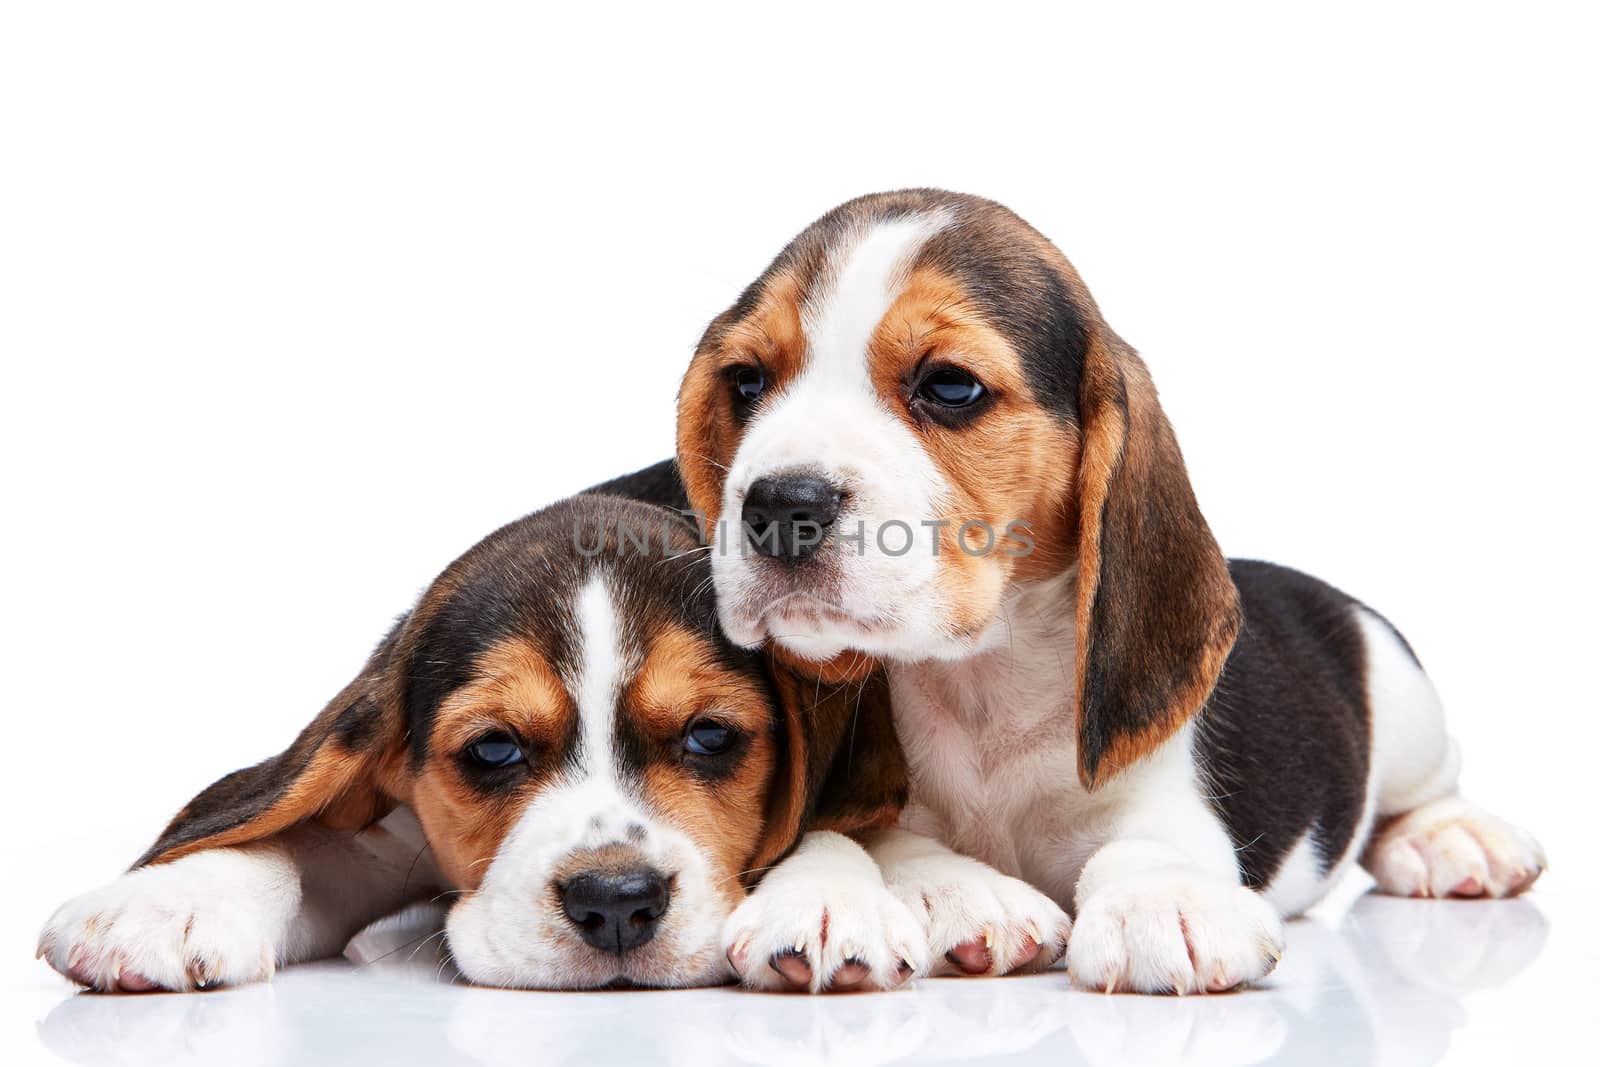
[134,620,410,869]
[745,658,907,879]
[1072,330,1241,789]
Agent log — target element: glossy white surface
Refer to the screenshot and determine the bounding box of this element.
[3,7,1597,1067]
[8,872,1591,1067]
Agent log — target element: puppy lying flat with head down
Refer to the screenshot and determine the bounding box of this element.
[653,188,1548,994]
[38,494,919,992]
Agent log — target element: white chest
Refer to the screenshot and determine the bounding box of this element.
[885,577,1120,904]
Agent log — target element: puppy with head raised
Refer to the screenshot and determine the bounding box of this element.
[39,494,920,992]
[672,189,1547,993]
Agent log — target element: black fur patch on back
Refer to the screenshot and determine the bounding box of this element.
[585,459,692,514]
[1197,560,1373,887]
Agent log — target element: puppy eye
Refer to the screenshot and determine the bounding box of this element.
[465,733,525,769]
[684,719,735,757]
[916,367,985,408]
[731,365,766,405]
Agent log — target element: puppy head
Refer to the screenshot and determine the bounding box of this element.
[134,495,900,988]
[677,189,1240,786]
[402,497,778,988]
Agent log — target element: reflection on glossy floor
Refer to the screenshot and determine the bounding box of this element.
[14,884,1587,1067]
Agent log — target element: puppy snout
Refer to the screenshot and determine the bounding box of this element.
[558,868,672,954]
[742,474,842,562]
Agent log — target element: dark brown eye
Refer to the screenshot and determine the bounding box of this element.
[732,366,766,404]
[916,367,985,408]
[684,719,735,757]
[466,732,525,769]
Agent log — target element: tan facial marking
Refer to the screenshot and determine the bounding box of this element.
[866,267,1078,635]
[625,624,776,895]
[412,636,576,888]
[677,272,808,528]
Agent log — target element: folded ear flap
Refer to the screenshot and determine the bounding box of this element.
[134,621,411,869]
[745,657,907,880]
[1074,331,1241,789]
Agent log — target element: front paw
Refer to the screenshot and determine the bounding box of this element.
[722,859,928,993]
[38,852,290,993]
[888,863,1070,977]
[1067,870,1284,994]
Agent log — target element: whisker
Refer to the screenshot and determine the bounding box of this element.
[716,863,781,890]
[435,946,459,984]
[404,927,451,966]
[400,841,432,902]
[353,925,448,970]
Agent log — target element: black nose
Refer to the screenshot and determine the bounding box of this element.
[741,475,842,562]
[558,868,671,954]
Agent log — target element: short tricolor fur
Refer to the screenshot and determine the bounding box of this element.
[676,189,1237,785]
[669,189,1547,993]
[40,494,908,992]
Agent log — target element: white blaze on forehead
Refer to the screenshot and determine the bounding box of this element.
[573,573,626,781]
[723,212,954,486]
[448,571,732,990]
[712,211,968,661]
[800,213,951,389]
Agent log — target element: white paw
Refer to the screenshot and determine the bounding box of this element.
[38,850,295,993]
[1067,869,1284,994]
[722,834,929,993]
[887,859,1070,977]
[1363,797,1546,899]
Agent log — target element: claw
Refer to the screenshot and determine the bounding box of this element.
[188,958,218,991]
[725,934,752,974]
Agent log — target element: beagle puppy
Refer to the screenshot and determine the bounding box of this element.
[38,494,916,992]
[661,189,1548,994]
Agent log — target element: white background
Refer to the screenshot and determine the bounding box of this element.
[2,4,1596,1065]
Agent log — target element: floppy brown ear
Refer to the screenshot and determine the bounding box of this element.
[1073,330,1241,789]
[134,622,411,869]
[745,656,907,880]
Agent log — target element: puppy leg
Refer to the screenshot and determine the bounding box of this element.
[1068,839,1285,995]
[721,831,928,993]
[1354,610,1547,899]
[1067,765,1285,996]
[39,810,439,992]
[866,828,1071,977]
